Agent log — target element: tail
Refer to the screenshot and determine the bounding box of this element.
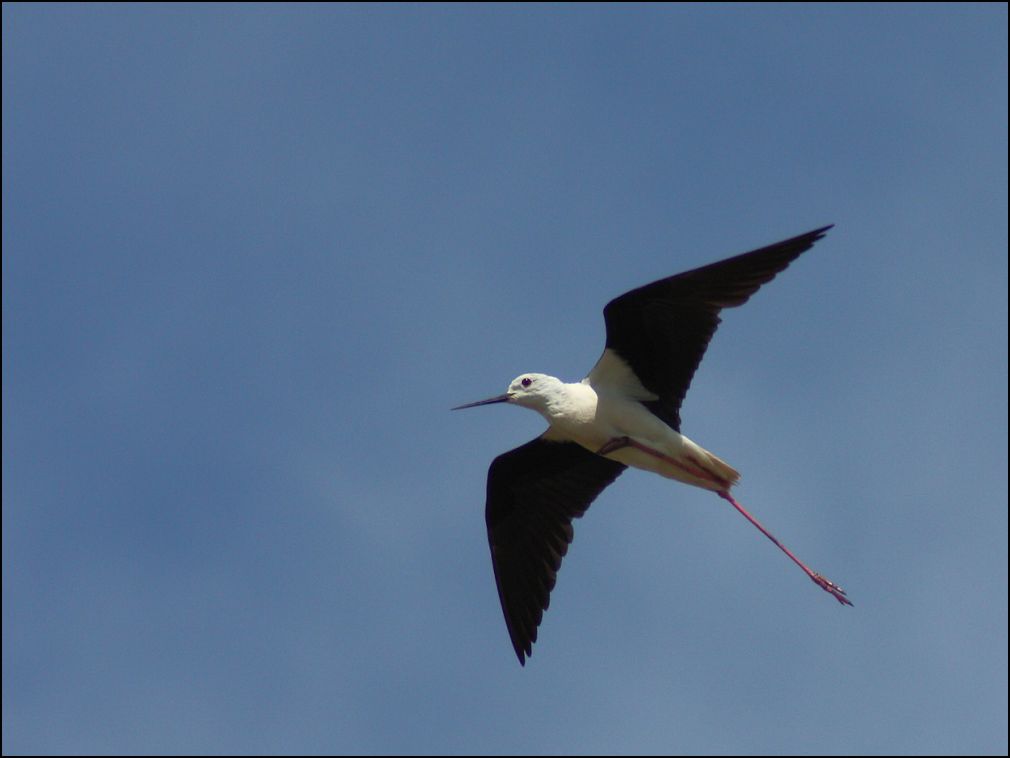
[680,438,741,492]
[706,449,740,488]
[698,448,741,491]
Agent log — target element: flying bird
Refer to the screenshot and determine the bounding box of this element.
[453,226,851,666]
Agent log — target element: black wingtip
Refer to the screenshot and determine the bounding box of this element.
[514,637,531,666]
[511,638,528,666]
[808,223,835,239]
[781,224,834,247]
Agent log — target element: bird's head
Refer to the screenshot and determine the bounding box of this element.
[452,373,563,413]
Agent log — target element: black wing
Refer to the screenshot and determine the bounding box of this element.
[600,225,832,431]
[485,436,626,665]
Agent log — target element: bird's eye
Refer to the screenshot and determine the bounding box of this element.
[521,377,532,388]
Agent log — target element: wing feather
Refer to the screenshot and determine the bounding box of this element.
[597,226,832,430]
[485,437,626,664]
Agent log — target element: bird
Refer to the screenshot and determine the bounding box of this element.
[453,225,851,666]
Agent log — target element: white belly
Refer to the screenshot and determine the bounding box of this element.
[557,393,738,491]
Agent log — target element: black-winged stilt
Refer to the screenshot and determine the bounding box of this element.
[454,225,850,666]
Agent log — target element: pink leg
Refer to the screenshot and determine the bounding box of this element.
[596,437,733,490]
[596,436,852,606]
[718,490,853,606]
[596,436,631,456]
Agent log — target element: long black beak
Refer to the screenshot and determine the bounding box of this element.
[451,393,510,411]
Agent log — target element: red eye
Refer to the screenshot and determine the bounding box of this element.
[521,377,532,388]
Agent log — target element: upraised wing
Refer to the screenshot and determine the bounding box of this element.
[594,225,832,431]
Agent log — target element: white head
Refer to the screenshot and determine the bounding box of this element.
[452,373,565,413]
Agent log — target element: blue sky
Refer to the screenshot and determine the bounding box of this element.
[3,4,1006,755]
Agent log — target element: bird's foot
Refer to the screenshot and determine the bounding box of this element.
[596,437,631,456]
[812,573,854,606]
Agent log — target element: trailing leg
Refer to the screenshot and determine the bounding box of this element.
[717,490,852,606]
[597,436,733,490]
